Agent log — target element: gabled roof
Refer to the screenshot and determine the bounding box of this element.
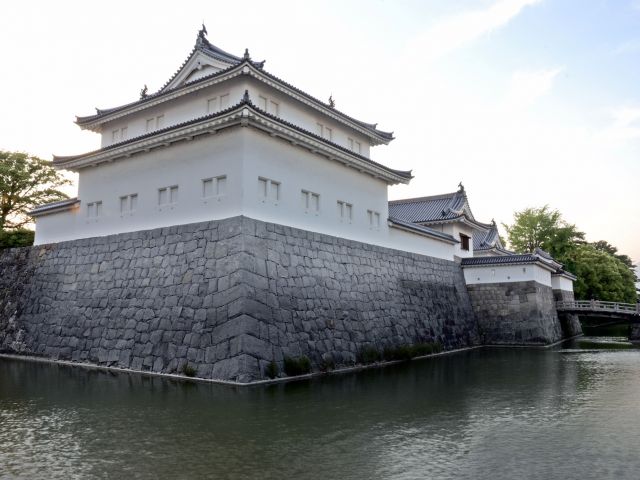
[159,26,265,92]
[388,217,458,244]
[55,92,412,184]
[388,185,488,228]
[74,27,394,145]
[472,220,513,255]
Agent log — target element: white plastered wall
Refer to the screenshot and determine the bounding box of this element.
[99,77,374,158]
[35,128,455,260]
[551,275,574,292]
[463,263,553,287]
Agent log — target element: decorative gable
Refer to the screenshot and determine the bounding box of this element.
[160,25,264,92]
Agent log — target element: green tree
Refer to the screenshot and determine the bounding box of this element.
[567,244,637,303]
[0,150,70,230]
[502,205,584,259]
[504,205,637,303]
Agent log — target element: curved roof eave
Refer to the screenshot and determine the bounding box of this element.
[56,99,411,184]
[74,62,393,144]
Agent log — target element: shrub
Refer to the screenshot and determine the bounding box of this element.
[383,342,443,361]
[182,363,197,377]
[265,360,279,379]
[0,229,34,249]
[357,345,381,364]
[320,355,335,372]
[283,355,312,376]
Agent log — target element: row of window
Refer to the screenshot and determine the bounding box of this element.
[85,175,227,218]
[84,176,381,228]
[257,176,380,227]
[110,93,365,155]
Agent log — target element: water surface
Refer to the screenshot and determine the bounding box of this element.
[1,341,640,479]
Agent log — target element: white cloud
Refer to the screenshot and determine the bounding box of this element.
[408,0,542,62]
[613,38,640,55]
[505,67,563,109]
[599,106,640,143]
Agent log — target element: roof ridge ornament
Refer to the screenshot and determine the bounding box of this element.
[458,181,464,192]
[243,48,251,61]
[328,95,335,108]
[196,23,208,48]
[242,89,251,104]
[139,84,148,100]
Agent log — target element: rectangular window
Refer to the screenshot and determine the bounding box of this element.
[258,177,280,202]
[324,127,332,141]
[87,201,102,219]
[367,209,380,229]
[220,93,229,109]
[269,100,279,116]
[112,130,119,142]
[146,116,164,132]
[158,186,178,206]
[302,190,320,213]
[355,141,362,154]
[119,194,137,214]
[460,233,470,251]
[317,122,324,137]
[258,95,268,111]
[120,127,128,139]
[207,97,218,114]
[202,175,227,198]
[337,200,353,222]
[348,138,354,150]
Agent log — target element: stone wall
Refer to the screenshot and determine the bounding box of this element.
[0,216,479,383]
[466,281,563,345]
[631,324,640,344]
[553,289,583,338]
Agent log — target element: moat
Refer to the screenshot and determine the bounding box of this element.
[2,338,640,480]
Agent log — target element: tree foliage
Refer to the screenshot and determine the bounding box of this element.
[0,229,35,249]
[502,205,584,259]
[0,150,70,230]
[504,205,637,303]
[566,244,637,303]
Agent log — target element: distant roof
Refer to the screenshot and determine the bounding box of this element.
[472,221,513,254]
[388,217,458,244]
[74,27,394,144]
[388,185,490,229]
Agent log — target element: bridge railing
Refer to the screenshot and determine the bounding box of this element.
[556,300,640,314]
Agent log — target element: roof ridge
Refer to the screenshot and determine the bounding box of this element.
[389,192,458,204]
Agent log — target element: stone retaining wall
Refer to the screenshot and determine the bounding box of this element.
[466,281,563,345]
[0,216,479,383]
[553,289,583,338]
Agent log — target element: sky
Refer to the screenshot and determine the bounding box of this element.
[0,0,638,263]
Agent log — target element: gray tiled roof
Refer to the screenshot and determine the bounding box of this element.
[388,190,470,224]
[56,95,412,180]
[75,30,393,143]
[29,197,79,216]
[461,254,540,266]
[472,222,509,252]
[388,217,458,243]
[534,247,554,260]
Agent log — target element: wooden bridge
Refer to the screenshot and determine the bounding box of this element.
[556,300,640,321]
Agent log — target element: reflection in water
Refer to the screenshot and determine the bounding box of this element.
[1,345,640,479]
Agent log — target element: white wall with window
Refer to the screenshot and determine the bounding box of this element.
[120,194,137,215]
[37,125,455,260]
[463,263,554,287]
